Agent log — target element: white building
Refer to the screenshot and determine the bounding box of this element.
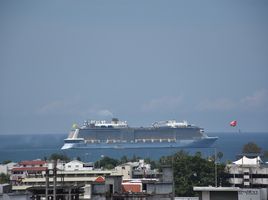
[227,156,268,188]
[114,159,160,180]
[115,164,133,179]
[64,160,93,171]
[194,186,268,200]
[0,162,17,175]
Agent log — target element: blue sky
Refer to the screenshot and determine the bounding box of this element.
[0,0,268,134]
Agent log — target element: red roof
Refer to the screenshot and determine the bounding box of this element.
[122,183,142,193]
[19,160,46,166]
[95,176,105,183]
[12,167,47,172]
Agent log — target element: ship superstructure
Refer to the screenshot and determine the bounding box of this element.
[61,118,217,150]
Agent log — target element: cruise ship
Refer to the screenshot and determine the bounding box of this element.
[61,118,218,150]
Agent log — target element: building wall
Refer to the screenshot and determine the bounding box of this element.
[210,191,237,200]
[155,184,173,195]
[92,184,106,195]
[0,166,8,175]
[0,193,31,200]
[227,164,268,188]
[105,176,122,194]
[146,183,173,196]
[260,188,267,200]
[122,183,142,193]
[161,167,173,183]
[0,163,17,175]
[0,184,11,194]
[83,184,92,199]
[201,191,209,200]
[64,160,84,171]
[115,165,132,179]
[238,189,262,200]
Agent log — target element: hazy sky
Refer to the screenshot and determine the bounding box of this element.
[1,0,268,134]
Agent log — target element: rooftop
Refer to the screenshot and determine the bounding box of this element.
[193,186,240,192]
[19,160,46,166]
[12,167,47,171]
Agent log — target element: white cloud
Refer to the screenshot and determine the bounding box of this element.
[196,89,268,112]
[36,99,77,115]
[196,98,236,111]
[141,96,183,112]
[97,109,113,117]
[240,89,268,111]
[37,98,114,118]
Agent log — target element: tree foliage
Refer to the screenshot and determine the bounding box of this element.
[242,142,262,154]
[95,156,119,169]
[49,153,70,162]
[217,152,224,161]
[264,151,268,161]
[119,155,129,164]
[92,151,230,196]
[0,173,10,184]
[160,150,229,196]
[1,160,12,164]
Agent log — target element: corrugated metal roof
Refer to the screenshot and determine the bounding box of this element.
[22,177,97,183]
[12,167,47,171]
[193,187,240,192]
[19,160,46,166]
[122,182,142,193]
[57,170,112,174]
[12,185,32,190]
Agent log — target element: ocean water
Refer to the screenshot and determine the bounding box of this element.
[0,132,267,163]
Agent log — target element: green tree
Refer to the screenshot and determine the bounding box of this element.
[217,163,230,186]
[160,150,229,197]
[130,154,141,162]
[217,152,224,161]
[144,157,157,169]
[242,142,262,154]
[49,153,70,162]
[1,160,12,164]
[0,173,10,184]
[120,155,129,164]
[95,156,119,169]
[263,151,268,161]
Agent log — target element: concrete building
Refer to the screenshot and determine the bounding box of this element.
[17,169,114,187]
[8,159,174,199]
[115,159,160,180]
[0,184,31,200]
[116,166,174,200]
[114,164,133,180]
[19,160,46,168]
[0,184,12,194]
[0,162,17,175]
[227,156,268,188]
[194,186,268,200]
[10,160,47,185]
[84,175,123,200]
[64,160,94,171]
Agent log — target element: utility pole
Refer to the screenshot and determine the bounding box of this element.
[53,159,57,200]
[215,148,217,187]
[172,155,175,200]
[45,169,49,200]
